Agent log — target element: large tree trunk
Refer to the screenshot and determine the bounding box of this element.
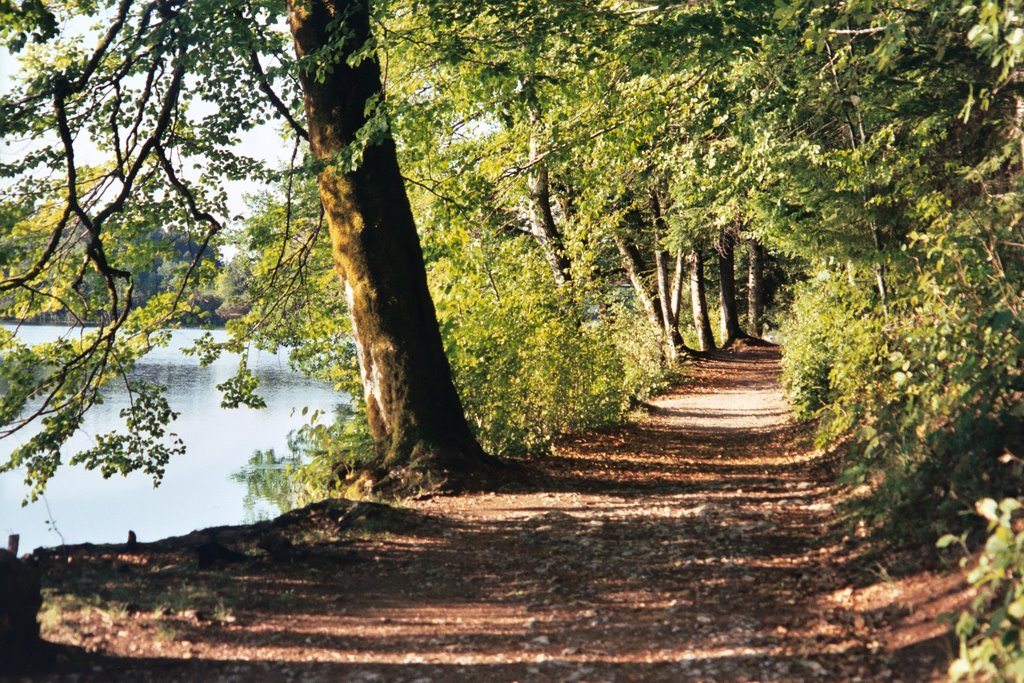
[689,248,715,352]
[717,228,744,347]
[527,106,572,286]
[289,0,488,478]
[747,239,765,338]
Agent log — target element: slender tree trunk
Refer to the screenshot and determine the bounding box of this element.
[654,248,686,361]
[649,190,691,359]
[826,40,889,313]
[615,237,665,347]
[874,261,888,307]
[653,248,675,330]
[746,240,765,338]
[670,251,685,322]
[289,0,488,477]
[689,248,715,352]
[717,228,744,346]
[871,225,888,318]
[527,106,572,286]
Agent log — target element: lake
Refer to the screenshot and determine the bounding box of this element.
[0,325,346,553]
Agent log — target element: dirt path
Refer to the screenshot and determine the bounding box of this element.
[29,346,957,682]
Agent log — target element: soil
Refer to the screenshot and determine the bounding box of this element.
[8,346,968,682]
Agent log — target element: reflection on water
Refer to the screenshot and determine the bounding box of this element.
[230,402,352,523]
[0,325,347,551]
[231,448,303,524]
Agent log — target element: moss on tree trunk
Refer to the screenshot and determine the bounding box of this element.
[289,0,490,482]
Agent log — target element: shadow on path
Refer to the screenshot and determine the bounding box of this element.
[29,346,954,682]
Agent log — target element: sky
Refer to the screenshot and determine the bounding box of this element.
[0,22,290,231]
[0,50,12,95]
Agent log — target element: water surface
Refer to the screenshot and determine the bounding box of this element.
[0,325,345,552]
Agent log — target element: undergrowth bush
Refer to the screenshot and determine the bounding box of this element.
[941,498,1024,681]
[289,404,376,500]
[431,230,667,456]
[286,226,670,494]
[781,220,1024,544]
[780,271,884,422]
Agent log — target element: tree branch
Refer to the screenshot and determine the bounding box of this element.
[249,50,309,141]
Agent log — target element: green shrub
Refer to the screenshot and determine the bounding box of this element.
[942,498,1024,682]
[289,404,376,499]
[780,219,1024,544]
[431,231,666,456]
[780,271,884,425]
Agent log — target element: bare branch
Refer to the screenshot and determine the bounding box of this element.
[250,50,309,141]
[71,0,136,92]
[621,4,688,15]
[828,26,890,36]
[154,144,224,314]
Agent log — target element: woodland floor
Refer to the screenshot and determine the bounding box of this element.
[13,346,968,682]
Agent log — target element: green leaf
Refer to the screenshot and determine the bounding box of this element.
[937,534,960,549]
[977,498,1000,522]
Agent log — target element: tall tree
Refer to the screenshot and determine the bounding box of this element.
[689,247,716,352]
[746,239,765,338]
[0,0,493,494]
[288,0,490,480]
[616,236,665,346]
[669,251,685,327]
[521,76,573,287]
[717,227,745,346]
[650,189,691,359]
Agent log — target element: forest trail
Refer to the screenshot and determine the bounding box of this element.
[32,346,957,682]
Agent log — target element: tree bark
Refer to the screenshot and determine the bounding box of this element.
[289,0,488,477]
[615,237,664,342]
[649,190,692,360]
[654,248,687,361]
[527,105,572,286]
[647,187,696,358]
[746,239,764,338]
[689,248,715,352]
[670,251,685,323]
[717,228,744,347]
